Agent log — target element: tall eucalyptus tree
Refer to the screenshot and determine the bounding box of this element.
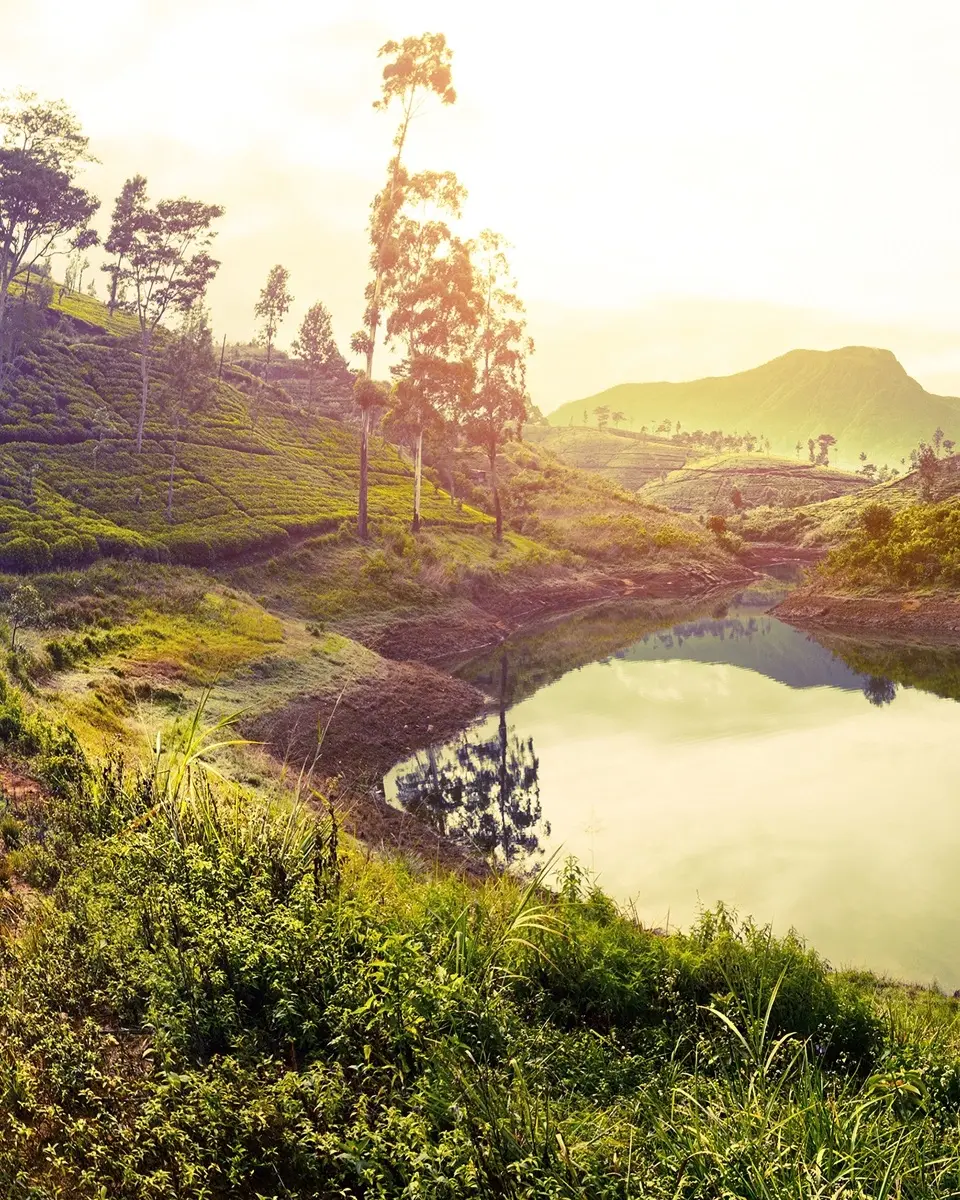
[351,33,456,539]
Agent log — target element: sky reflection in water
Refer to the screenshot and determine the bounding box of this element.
[384,608,960,988]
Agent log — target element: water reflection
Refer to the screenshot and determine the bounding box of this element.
[862,676,898,707]
[618,613,873,692]
[385,602,960,984]
[393,655,549,866]
[825,637,960,704]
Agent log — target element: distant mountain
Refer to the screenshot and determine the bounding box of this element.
[549,347,960,468]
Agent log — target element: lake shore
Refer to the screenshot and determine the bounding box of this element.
[774,589,960,640]
[264,564,758,872]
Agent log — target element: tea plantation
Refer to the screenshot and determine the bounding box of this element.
[0,293,484,570]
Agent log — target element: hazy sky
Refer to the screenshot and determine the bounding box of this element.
[5,0,960,407]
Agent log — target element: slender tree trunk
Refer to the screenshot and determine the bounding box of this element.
[108,263,119,316]
[166,416,180,523]
[498,653,509,861]
[412,426,423,533]
[217,333,226,382]
[0,227,15,355]
[490,445,502,542]
[358,406,370,540]
[0,282,10,362]
[357,112,413,541]
[253,338,272,427]
[136,325,150,453]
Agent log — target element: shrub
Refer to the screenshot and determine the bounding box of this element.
[0,536,52,572]
[707,514,727,537]
[45,638,75,670]
[160,530,214,566]
[7,841,60,888]
[50,534,87,565]
[825,500,960,589]
[860,502,894,540]
[0,810,22,848]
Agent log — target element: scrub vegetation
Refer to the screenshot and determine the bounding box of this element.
[2,694,960,1198]
[6,33,960,1200]
[821,500,960,590]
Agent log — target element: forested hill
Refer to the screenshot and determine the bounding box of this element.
[550,347,960,467]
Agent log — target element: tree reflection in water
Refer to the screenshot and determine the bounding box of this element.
[393,655,549,867]
[862,675,898,707]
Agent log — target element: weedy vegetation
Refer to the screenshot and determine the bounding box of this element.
[0,693,959,1197]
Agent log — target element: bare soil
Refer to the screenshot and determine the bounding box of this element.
[774,590,960,640]
[243,656,491,875]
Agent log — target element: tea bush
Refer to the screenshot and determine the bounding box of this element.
[0,311,488,573]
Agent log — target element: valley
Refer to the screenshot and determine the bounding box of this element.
[4,37,960,1198]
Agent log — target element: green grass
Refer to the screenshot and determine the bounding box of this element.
[0,290,738,593]
[0,694,959,1197]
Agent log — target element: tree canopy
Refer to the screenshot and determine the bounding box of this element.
[0,91,99,351]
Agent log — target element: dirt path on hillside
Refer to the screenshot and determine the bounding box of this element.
[0,763,44,805]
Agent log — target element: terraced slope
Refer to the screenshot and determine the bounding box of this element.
[0,286,739,596]
[524,425,688,489]
[737,453,960,547]
[637,453,868,514]
[0,303,485,568]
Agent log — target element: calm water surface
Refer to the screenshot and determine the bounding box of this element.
[384,603,960,987]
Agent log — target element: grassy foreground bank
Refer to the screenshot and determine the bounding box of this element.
[1,692,960,1197]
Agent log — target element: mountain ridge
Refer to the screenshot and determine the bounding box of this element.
[549,346,960,467]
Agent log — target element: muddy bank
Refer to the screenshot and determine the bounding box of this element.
[775,590,960,640]
[243,655,490,874]
[340,558,753,664]
[737,543,824,572]
[244,656,486,779]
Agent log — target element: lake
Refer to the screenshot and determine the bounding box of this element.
[383,600,960,989]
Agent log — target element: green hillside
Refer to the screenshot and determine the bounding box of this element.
[0,307,478,569]
[737,452,960,548]
[0,286,737,584]
[550,346,960,468]
[638,452,868,514]
[524,424,688,488]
